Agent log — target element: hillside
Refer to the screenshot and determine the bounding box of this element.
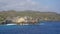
[0,10,60,22]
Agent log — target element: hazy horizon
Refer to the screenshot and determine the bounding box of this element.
[0,0,60,13]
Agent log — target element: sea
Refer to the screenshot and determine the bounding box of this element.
[0,21,60,34]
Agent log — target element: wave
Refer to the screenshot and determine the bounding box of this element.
[5,23,45,26]
[6,24,17,25]
[39,23,45,25]
[6,24,29,26]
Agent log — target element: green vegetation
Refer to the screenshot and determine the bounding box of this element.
[0,10,60,23]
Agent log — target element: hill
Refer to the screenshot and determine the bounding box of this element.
[0,10,60,22]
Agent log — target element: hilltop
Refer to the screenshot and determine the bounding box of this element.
[0,10,60,23]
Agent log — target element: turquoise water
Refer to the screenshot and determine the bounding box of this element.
[0,21,60,34]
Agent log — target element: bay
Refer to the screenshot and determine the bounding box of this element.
[0,21,60,34]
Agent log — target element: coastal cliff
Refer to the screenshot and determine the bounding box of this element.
[0,10,60,24]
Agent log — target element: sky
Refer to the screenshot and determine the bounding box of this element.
[0,0,60,13]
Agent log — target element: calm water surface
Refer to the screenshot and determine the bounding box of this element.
[0,21,60,34]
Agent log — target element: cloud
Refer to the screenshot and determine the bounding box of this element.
[0,0,57,12]
[26,0,31,2]
[0,0,40,10]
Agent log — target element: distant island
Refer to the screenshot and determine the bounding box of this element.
[0,10,60,24]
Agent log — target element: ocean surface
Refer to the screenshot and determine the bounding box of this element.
[0,21,60,34]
